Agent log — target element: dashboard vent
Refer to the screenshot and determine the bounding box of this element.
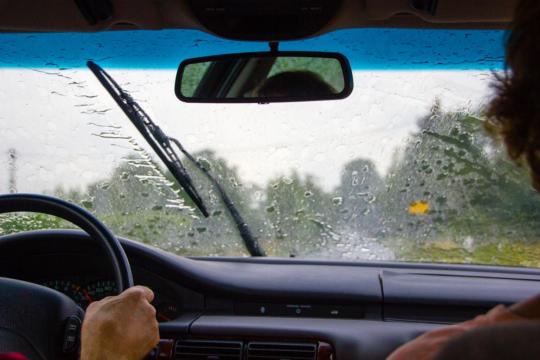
[246,342,317,360]
[175,340,243,360]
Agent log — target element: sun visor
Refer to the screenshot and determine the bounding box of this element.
[365,0,517,23]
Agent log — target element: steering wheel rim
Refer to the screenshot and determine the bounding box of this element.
[0,193,134,359]
[0,193,133,292]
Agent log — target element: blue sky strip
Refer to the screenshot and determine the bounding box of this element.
[0,28,505,70]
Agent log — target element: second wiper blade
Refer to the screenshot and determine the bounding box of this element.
[87,60,209,217]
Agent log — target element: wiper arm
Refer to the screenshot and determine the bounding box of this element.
[87,61,266,256]
[87,60,209,217]
[168,138,266,256]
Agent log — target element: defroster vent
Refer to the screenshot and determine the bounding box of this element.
[246,342,317,360]
[175,340,243,360]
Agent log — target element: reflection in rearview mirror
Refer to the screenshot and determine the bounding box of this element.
[175,52,353,103]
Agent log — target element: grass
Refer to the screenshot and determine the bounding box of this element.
[4,212,540,267]
[0,211,248,257]
[0,213,74,234]
[392,238,540,268]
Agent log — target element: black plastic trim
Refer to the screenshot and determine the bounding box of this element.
[175,51,354,104]
[73,0,113,26]
[189,316,438,360]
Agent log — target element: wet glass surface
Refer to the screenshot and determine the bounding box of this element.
[3,28,539,267]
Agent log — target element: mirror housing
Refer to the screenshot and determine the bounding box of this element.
[175,51,353,103]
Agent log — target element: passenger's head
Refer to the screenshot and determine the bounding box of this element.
[256,71,336,98]
[488,0,540,190]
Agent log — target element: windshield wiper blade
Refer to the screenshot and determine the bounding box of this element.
[169,137,266,256]
[87,60,209,217]
[87,60,266,256]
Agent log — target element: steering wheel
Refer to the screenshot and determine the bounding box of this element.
[0,193,133,360]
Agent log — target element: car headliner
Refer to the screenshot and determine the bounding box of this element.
[0,0,517,39]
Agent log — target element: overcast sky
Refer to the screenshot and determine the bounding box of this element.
[0,68,496,195]
[0,28,504,195]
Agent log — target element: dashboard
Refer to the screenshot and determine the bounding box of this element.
[0,231,203,328]
[3,229,540,360]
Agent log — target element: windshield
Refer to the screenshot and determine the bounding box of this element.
[3,28,538,267]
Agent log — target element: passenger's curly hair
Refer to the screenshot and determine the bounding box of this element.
[487,0,540,190]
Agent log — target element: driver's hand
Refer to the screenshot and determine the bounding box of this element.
[80,286,160,360]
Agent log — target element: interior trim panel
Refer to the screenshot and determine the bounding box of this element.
[2,229,540,359]
[188,316,437,360]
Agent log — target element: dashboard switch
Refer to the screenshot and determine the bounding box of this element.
[157,339,175,359]
[145,339,174,360]
[146,347,158,359]
[62,316,81,353]
[318,342,334,360]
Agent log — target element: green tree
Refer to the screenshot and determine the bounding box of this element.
[380,101,540,264]
[163,149,262,256]
[261,171,336,256]
[334,159,384,235]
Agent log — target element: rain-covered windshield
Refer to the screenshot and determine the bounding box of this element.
[2,28,539,266]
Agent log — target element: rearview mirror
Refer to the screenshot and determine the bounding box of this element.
[175,52,353,103]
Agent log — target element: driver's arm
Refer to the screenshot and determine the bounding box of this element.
[80,286,160,360]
